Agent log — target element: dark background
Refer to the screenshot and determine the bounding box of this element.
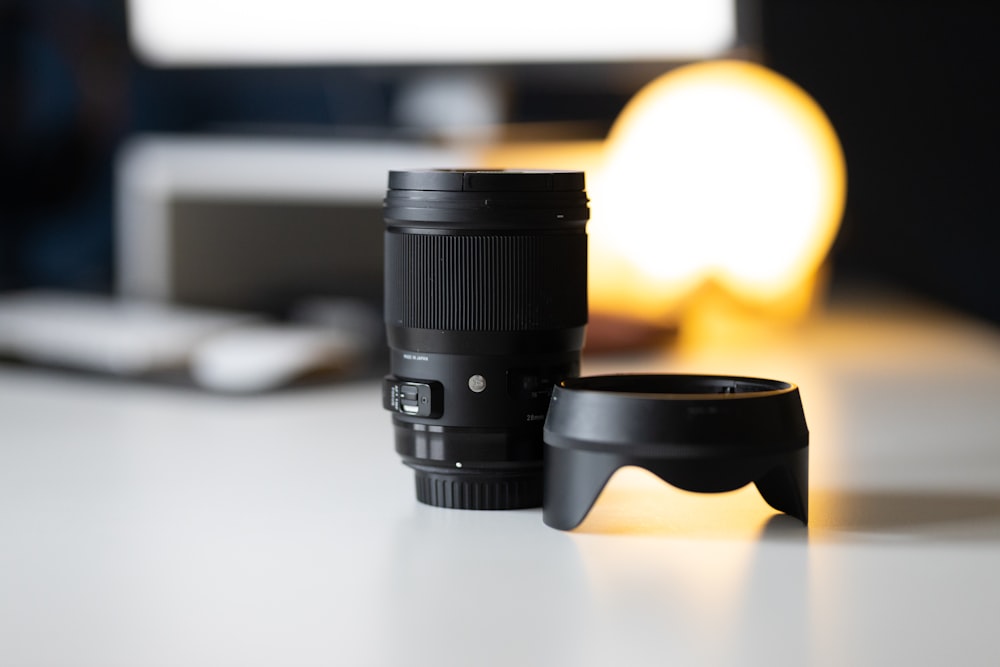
[2,0,997,323]
[759,0,1000,323]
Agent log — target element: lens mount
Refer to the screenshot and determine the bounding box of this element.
[407,462,544,511]
[392,419,546,510]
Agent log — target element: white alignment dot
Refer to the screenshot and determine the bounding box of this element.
[455,462,463,468]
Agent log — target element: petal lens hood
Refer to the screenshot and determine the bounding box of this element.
[542,374,809,530]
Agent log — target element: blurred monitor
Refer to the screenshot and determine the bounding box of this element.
[118,1,740,317]
[126,1,741,134]
[128,1,737,66]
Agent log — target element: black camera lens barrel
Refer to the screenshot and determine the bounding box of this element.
[382,169,589,510]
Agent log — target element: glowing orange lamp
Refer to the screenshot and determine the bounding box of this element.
[591,60,846,328]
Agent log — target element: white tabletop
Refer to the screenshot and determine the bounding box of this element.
[2,290,999,667]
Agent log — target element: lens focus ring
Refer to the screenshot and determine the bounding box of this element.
[385,232,587,332]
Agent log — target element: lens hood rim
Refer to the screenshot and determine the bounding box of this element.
[544,373,808,453]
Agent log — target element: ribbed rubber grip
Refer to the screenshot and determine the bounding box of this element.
[413,468,543,510]
[385,232,587,331]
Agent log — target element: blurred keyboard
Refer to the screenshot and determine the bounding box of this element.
[0,291,379,391]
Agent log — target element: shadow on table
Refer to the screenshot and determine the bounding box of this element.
[568,468,1000,543]
[799,488,1000,543]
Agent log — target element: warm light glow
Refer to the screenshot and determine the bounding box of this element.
[575,466,779,538]
[590,60,846,323]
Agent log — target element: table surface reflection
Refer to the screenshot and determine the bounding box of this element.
[2,291,999,667]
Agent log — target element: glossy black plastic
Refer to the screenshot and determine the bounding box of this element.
[542,374,809,529]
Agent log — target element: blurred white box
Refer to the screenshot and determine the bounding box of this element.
[115,135,474,314]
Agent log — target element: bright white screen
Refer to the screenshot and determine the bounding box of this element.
[128,0,736,66]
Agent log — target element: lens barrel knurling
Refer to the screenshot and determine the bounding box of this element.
[411,466,543,510]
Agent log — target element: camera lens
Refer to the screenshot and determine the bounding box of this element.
[382,169,589,510]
